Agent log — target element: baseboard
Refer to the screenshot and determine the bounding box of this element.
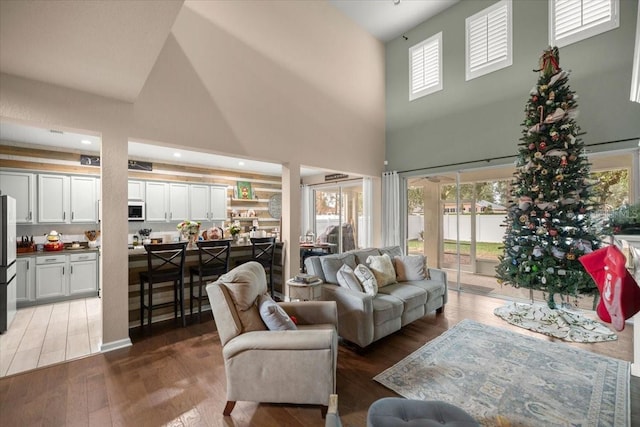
[100,338,133,353]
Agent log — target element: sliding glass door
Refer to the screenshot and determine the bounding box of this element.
[313,181,366,253]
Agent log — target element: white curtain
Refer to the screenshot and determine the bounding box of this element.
[300,184,312,237]
[382,171,400,246]
[362,177,373,248]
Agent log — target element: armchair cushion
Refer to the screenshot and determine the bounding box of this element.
[217,261,268,333]
[366,254,397,287]
[258,294,297,330]
[394,255,427,281]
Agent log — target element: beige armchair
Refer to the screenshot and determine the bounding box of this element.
[206,261,338,416]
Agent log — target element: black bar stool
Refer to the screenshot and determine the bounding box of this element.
[249,236,276,297]
[189,239,231,321]
[139,242,187,331]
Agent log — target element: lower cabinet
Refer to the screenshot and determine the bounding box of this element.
[69,253,98,295]
[36,255,67,299]
[18,251,99,307]
[16,258,35,305]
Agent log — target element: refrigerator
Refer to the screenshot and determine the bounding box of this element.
[0,195,17,333]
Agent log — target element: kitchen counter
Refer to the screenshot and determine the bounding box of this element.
[127,241,284,328]
[17,247,99,257]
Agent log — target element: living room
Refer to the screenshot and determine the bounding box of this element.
[0,0,639,425]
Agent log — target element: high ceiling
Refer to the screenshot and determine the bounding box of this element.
[0,0,457,175]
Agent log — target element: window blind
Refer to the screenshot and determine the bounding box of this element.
[409,33,442,101]
[550,0,618,47]
[466,0,512,81]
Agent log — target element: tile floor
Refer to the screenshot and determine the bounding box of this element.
[0,297,102,377]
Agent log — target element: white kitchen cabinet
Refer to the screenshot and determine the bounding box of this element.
[189,184,210,221]
[69,252,98,295]
[38,174,70,223]
[128,180,145,200]
[209,185,228,221]
[145,181,168,221]
[70,176,98,223]
[0,171,36,223]
[16,257,35,305]
[169,183,189,221]
[35,255,67,299]
[145,181,190,222]
[189,184,228,222]
[39,174,99,224]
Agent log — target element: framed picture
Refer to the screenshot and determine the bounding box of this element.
[236,181,253,200]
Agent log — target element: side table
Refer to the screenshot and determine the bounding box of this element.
[285,278,323,301]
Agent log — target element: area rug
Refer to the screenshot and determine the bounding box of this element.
[494,301,617,343]
[373,319,630,427]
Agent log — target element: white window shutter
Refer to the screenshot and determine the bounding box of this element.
[466,0,512,81]
[409,33,443,101]
[550,0,619,47]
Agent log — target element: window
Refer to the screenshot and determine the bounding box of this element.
[409,32,443,101]
[549,0,619,48]
[465,0,512,81]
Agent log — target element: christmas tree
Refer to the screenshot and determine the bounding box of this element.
[495,47,602,309]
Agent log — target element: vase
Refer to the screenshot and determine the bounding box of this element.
[188,233,198,249]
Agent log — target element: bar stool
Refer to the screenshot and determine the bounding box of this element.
[189,239,231,321]
[139,242,187,331]
[249,236,276,297]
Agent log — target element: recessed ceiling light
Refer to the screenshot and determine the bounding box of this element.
[173,152,181,158]
[81,139,92,145]
[238,161,245,166]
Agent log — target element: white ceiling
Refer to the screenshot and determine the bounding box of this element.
[0,0,458,177]
[328,0,459,42]
[0,121,319,177]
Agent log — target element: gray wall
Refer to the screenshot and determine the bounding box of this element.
[385,0,640,174]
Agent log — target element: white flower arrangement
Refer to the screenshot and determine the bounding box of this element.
[177,220,201,238]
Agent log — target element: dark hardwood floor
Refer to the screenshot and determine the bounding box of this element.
[0,290,636,426]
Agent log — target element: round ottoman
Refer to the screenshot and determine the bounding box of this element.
[367,398,479,427]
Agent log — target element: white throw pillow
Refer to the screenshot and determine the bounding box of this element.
[336,264,363,292]
[366,253,397,287]
[258,294,297,330]
[394,255,427,281]
[354,264,378,296]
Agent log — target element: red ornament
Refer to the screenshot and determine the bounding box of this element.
[549,229,558,236]
[532,95,538,103]
[529,143,536,150]
[539,141,547,150]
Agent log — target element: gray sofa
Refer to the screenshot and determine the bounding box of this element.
[304,246,447,348]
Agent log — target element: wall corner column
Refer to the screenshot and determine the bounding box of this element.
[100,130,131,351]
[281,163,301,295]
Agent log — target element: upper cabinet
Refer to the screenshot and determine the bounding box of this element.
[189,184,228,222]
[145,181,169,222]
[38,174,98,224]
[38,174,70,223]
[169,183,189,222]
[0,171,36,223]
[70,176,98,223]
[128,180,145,200]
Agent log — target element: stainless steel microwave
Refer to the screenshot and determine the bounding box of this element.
[128,201,145,221]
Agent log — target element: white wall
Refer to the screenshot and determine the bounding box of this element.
[0,1,385,348]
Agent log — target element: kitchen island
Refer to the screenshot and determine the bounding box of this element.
[127,241,284,328]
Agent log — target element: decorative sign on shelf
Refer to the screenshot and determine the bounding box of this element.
[80,155,101,166]
[235,181,253,200]
[325,173,349,182]
[268,194,282,219]
[128,160,152,171]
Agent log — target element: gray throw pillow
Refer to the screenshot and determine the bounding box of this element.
[336,264,363,292]
[394,255,427,281]
[258,294,297,330]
